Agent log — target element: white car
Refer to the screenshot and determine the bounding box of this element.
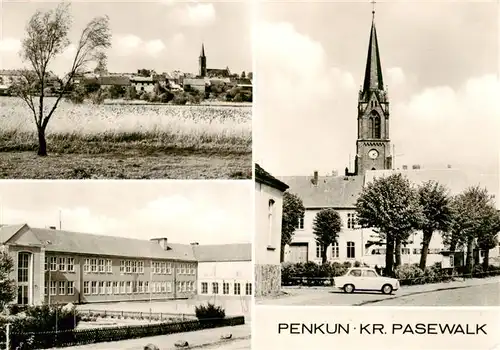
[334,267,400,294]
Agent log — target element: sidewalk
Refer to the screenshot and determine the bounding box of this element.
[67,324,251,350]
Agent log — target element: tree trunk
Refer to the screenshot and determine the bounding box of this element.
[419,229,433,270]
[321,245,328,265]
[385,238,394,277]
[465,238,474,276]
[37,126,48,156]
[280,244,285,263]
[394,238,402,267]
[482,249,489,271]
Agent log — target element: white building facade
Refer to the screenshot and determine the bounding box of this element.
[254,164,289,296]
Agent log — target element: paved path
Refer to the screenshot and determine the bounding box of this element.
[256,276,500,306]
[67,324,250,350]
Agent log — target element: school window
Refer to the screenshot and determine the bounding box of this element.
[138,281,143,293]
[126,281,132,294]
[99,281,105,294]
[125,261,131,274]
[177,265,181,274]
[159,282,165,293]
[144,281,149,293]
[67,281,74,295]
[99,259,105,273]
[223,282,229,295]
[186,281,191,292]
[347,213,356,229]
[91,281,97,295]
[234,283,241,295]
[106,281,112,295]
[331,242,339,259]
[201,282,208,294]
[347,241,355,259]
[113,282,119,294]
[191,265,196,275]
[316,243,324,259]
[183,281,188,292]
[132,281,137,293]
[166,263,172,274]
[67,258,75,272]
[402,248,410,255]
[182,264,186,275]
[161,262,166,274]
[50,257,57,271]
[106,260,112,273]
[58,281,65,295]
[245,283,252,296]
[120,260,125,273]
[44,257,48,271]
[175,282,180,293]
[167,281,172,293]
[91,259,97,273]
[58,257,66,271]
[138,261,144,274]
[120,281,125,294]
[297,215,304,230]
[84,259,90,273]
[44,281,48,296]
[132,261,137,273]
[83,281,90,295]
[212,282,219,294]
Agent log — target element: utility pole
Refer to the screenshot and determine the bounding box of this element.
[59,210,62,230]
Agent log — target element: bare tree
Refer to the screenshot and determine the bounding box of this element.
[14,2,111,156]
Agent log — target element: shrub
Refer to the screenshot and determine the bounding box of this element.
[195,303,225,320]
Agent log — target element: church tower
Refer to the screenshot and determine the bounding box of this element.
[199,43,207,77]
[354,10,392,175]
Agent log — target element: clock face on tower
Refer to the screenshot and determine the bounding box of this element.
[368,149,379,159]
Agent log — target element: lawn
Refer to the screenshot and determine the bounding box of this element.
[0,97,252,179]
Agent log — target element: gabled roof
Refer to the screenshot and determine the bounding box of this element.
[366,169,499,209]
[0,225,196,261]
[98,76,130,86]
[0,224,27,244]
[192,243,251,262]
[362,17,384,97]
[279,175,365,209]
[255,164,289,192]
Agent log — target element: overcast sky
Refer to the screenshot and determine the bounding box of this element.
[254,1,499,176]
[0,0,252,76]
[0,181,252,245]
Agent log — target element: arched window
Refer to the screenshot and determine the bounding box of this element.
[268,199,275,247]
[369,111,381,139]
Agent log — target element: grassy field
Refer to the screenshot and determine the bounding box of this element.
[0,97,252,179]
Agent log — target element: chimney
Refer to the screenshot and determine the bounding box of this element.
[447,164,452,169]
[49,226,56,230]
[190,242,199,245]
[151,237,168,250]
[412,164,421,170]
[402,165,408,170]
[312,171,319,185]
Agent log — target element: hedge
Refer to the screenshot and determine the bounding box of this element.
[8,316,245,349]
[282,261,368,286]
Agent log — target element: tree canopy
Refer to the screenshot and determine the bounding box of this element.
[0,251,16,310]
[281,192,305,262]
[312,208,342,264]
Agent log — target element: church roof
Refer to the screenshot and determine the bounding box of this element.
[278,175,365,209]
[362,17,384,97]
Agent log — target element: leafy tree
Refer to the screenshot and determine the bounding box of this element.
[417,180,454,270]
[356,173,423,276]
[108,84,125,99]
[476,204,500,270]
[0,251,16,311]
[448,186,495,274]
[280,192,305,262]
[14,3,111,156]
[137,69,152,77]
[241,71,246,79]
[312,208,342,264]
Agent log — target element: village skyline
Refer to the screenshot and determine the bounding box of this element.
[0,1,252,77]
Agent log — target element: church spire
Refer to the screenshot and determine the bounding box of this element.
[362,7,384,97]
[200,43,206,57]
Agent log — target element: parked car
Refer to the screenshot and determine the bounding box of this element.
[333,267,399,294]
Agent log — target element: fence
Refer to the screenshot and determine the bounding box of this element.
[8,316,244,349]
[79,309,196,322]
[283,269,500,287]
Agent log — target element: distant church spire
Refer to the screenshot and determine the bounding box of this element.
[199,43,207,77]
[362,2,384,97]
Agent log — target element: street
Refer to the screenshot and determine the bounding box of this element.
[257,276,500,306]
[199,338,250,349]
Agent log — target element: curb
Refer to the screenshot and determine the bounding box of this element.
[355,279,500,306]
[167,335,251,350]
